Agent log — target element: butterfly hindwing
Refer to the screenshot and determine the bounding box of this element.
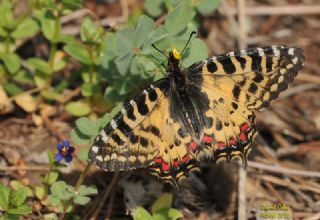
[187,46,304,162]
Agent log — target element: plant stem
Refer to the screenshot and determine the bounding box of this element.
[74,163,91,191]
[58,163,91,220]
[47,14,61,87]
[43,164,53,198]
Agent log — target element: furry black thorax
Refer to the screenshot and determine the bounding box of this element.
[166,52,210,137]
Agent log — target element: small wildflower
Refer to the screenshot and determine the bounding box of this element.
[55,140,75,163]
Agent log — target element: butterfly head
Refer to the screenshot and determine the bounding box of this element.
[168,48,182,74]
[172,48,182,60]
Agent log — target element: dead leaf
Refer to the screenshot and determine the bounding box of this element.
[0,85,14,114]
[32,113,43,126]
[14,93,37,113]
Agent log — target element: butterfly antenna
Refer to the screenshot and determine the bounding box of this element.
[181,31,197,56]
[151,43,169,58]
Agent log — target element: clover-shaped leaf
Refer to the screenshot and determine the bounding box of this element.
[78,185,98,196]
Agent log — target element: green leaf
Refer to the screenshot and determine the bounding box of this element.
[100,33,117,71]
[54,79,69,92]
[9,181,32,197]
[51,183,74,201]
[164,0,178,11]
[64,43,92,64]
[13,70,33,85]
[46,171,59,185]
[78,185,98,196]
[53,59,67,72]
[3,83,23,96]
[9,181,23,191]
[181,38,208,67]
[104,86,126,102]
[47,150,55,165]
[77,148,89,161]
[6,214,20,220]
[43,213,58,220]
[115,53,134,75]
[62,0,83,10]
[164,3,195,35]
[48,195,60,205]
[142,25,168,52]
[134,207,153,220]
[145,0,164,17]
[99,103,122,128]
[81,83,99,97]
[40,10,59,42]
[80,17,98,43]
[65,100,91,116]
[11,187,28,206]
[41,89,61,102]
[135,15,156,48]
[113,79,132,95]
[7,205,32,214]
[151,193,173,214]
[116,27,135,56]
[12,17,39,39]
[0,1,15,31]
[153,208,183,220]
[196,0,220,15]
[35,186,45,200]
[75,117,99,136]
[73,195,90,205]
[27,58,50,75]
[34,72,47,88]
[50,181,67,198]
[57,34,76,44]
[70,128,91,145]
[1,53,21,74]
[0,184,11,211]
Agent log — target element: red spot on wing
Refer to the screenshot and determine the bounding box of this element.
[240,132,247,141]
[182,154,190,162]
[217,142,226,148]
[202,135,213,143]
[188,141,198,151]
[229,138,236,145]
[241,123,250,131]
[162,162,170,171]
[173,160,180,167]
[154,157,163,164]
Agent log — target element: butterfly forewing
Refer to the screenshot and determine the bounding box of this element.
[88,80,167,171]
[89,79,199,184]
[191,46,304,110]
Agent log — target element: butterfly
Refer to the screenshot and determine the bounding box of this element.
[88,38,304,186]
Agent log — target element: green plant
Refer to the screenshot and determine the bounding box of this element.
[144,0,221,17]
[134,193,182,220]
[101,4,208,103]
[0,0,39,92]
[29,142,96,219]
[28,0,82,101]
[64,16,112,117]
[72,2,209,143]
[0,184,32,220]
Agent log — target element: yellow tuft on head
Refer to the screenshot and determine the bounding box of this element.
[172,48,182,60]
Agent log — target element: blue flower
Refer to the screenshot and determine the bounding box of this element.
[55,140,75,163]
